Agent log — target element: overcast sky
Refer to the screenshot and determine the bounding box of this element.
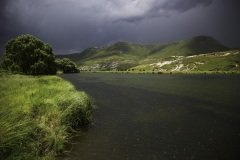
[0,0,239,54]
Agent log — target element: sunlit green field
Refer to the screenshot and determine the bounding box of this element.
[0,73,92,159]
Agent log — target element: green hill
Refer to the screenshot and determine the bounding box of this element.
[58,36,234,71]
[148,36,229,58]
[132,50,240,72]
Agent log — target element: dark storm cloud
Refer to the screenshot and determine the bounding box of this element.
[0,0,8,18]
[0,0,9,37]
[0,0,23,51]
[161,0,214,12]
[0,0,239,54]
[119,0,215,22]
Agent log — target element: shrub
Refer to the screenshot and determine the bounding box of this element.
[55,58,79,73]
[2,34,56,75]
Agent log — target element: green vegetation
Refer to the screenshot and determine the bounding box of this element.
[0,34,92,159]
[55,58,79,73]
[147,36,229,58]
[2,34,56,75]
[58,36,232,72]
[131,50,240,73]
[0,73,93,159]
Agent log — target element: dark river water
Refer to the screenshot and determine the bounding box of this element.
[60,73,240,160]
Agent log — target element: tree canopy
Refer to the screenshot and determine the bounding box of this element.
[2,34,56,75]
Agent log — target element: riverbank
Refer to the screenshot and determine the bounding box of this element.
[79,70,240,75]
[0,73,93,159]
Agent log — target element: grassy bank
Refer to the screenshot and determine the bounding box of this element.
[0,73,93,159]
[79,70,240,75]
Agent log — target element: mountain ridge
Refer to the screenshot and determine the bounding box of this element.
[57,36,238,71]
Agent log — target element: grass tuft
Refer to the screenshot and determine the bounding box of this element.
[0,73,93,159]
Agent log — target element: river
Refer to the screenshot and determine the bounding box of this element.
[60,73,240,160]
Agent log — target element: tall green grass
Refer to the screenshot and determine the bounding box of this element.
[0,73,93,159]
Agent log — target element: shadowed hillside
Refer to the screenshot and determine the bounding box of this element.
[148,36,229,58]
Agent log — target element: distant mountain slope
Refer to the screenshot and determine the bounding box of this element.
[148,36,229,58]
[58,36,230,70]
[58,42,150,61]
[132,50,240,72]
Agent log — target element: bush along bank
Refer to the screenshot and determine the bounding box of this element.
[1,34,79,75]
[0,74,93,159]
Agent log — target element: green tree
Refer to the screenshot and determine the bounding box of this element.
[2,34,56,75]
[55,58,79,73]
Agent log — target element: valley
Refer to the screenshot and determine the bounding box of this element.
[58,36,240,73]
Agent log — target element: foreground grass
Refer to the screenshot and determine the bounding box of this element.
[0,73,93,159]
